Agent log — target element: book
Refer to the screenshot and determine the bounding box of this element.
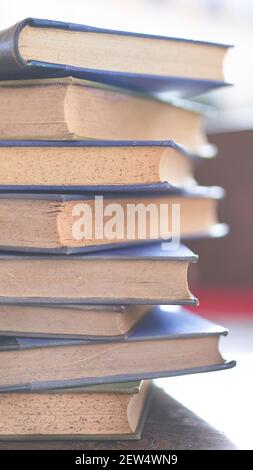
[0,243,197,305]
[0,18,230,95]
[0,307,235,392]
[0,380,151,439]
[0,303,151,339]
[0,140,213,190]
[0,187,224,252]
[0,78,217,151]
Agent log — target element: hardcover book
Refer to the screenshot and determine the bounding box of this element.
[0,18,230,95]
[0,243,197,305]
[0,139,214,190]
[0,380,152,439]
[0,77,218,149]
[0,186,225,253]
[0,307,235,392]
[0,303,151,339]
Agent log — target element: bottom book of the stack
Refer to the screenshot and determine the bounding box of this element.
[0,380,151,440]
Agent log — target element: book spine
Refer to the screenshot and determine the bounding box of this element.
[0,338,21,351]
[0,20,29,77]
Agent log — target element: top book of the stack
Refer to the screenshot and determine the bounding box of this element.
[0,18,231,96]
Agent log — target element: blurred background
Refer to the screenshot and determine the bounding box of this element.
[0,0,252,450]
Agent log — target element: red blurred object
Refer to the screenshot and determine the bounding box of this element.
[188,288,253,318]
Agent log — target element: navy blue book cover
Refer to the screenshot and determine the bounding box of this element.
[0,17,231,96]
[0,241,198,261]
[0,184,224,199]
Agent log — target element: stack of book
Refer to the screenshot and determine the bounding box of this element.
[0,18,235,440]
